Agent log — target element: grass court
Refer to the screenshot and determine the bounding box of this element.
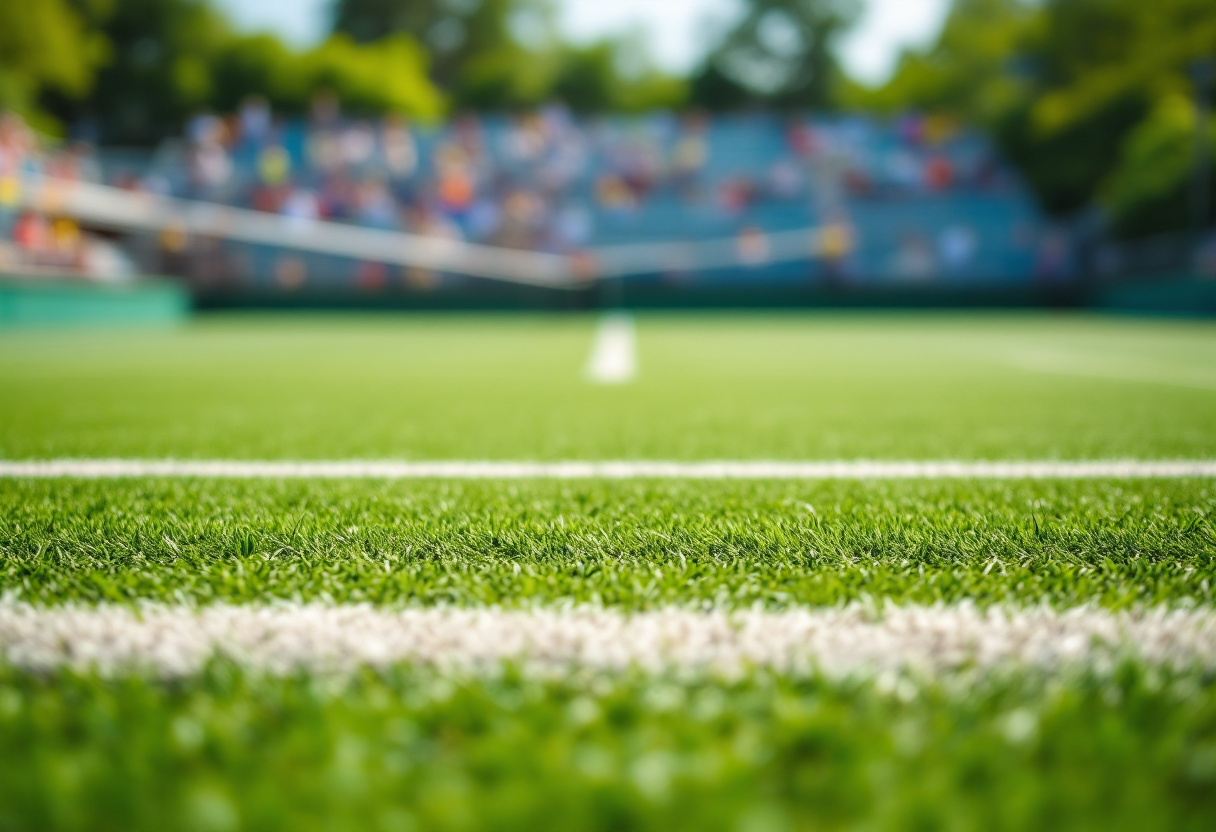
[2,312,1215,831]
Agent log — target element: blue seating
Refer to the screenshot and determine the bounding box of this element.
[115,112,1047,285]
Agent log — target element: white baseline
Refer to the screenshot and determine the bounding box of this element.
[2,459,1216,479]
[3,604,1214,679]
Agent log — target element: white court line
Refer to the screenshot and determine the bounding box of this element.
[2,459,1216,479]
[3,603,1214,679]
[585,313,636,384]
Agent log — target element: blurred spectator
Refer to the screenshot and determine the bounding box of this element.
[257,146,292,187]
[818,215,855,284]
[1036,231,1073,283]
[186,114,233,199]
[354,178,397,229]
[596,175,636,215]
[341,121,377,170]
[767,159,803,201]
[891,232,937,281]
[464,197,501,242]
[238,96,272,147]
[13,212,50,259]
[157,223,190,275]
[786,121,817,158]
[736,226,770,266]
[550,201,593,252]
[0,170,18,239]
[406,205,462,242]
[436,152,475,218]
[885,149,922,194]
[281,187,320,236]
[308,127,342,174]
[938,224,977,278]
[494,189,545,249]
[381,117,418,181]
[671,114,710,196]
[82,235,136,282]
[924,155,954,192]
[718,177,756,214]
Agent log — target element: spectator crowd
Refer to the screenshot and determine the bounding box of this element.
[2,98,1065,289]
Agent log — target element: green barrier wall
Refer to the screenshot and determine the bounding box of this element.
[0,277,190,328]
[1092,274,1216,316]
[5,274,1211,322]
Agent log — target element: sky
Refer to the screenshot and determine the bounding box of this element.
[212,0,952,86]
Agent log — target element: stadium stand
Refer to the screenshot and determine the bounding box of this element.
[1,104,1058,295]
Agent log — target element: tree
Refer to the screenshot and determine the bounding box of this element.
[1102,94,1216,238]
[856,0,1216,234]
[549,40,687,114]
[299,34,445,118]
[1004,0,1216,218]
[37,0,445,144]
[52,0,235,143]
[690,0,861,109]
[330,0,542,91]
[209,31,444,119]
[331,0,685,112]
[844,0,1034,124]
[0,0,109,132]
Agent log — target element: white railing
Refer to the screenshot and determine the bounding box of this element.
[18,177,829,288]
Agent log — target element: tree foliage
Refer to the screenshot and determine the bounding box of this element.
[691,0,861,110]
[210,33,444,118]
[0,0,110,132]
[331,0,530,90]
[331,0,685,112]
[51,0,234,142]
[5,0,689,139]
[1102,94,1216,237]
[854,0,1216,236]
[845,0,1032,124]
[30,0,444,143]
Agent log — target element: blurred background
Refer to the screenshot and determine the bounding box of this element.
[1,0,1215,321]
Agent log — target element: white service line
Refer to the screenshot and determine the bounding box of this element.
[2,459,1216,479]
[3,603,1215,679]
[585,313,637,384]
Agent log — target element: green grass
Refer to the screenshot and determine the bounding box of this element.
[2,478,1214,609]
[4,313,1216,831]
[2,666,1215,832]
[2,313,1215,460]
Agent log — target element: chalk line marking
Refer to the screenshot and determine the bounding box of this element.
[585,314,636,384]
[3,603,1214,679]
[2,459,1216,479]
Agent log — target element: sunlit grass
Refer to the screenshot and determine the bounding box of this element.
[2,313,1215,460]
[3,478,1213,609]
[2,665,1214,832]
[3,313,1216,831]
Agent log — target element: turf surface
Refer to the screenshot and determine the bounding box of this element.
[3,479,1213,609]
[3,313,1216,460]
[3,667,1215,832]
[3,312,1216,831]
